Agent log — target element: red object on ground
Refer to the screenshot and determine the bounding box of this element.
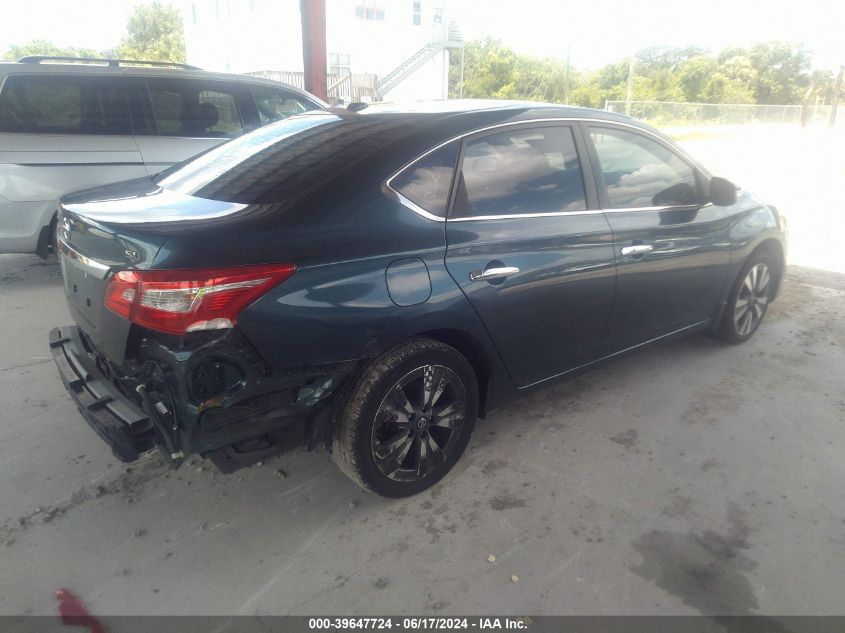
[56,589,106,633]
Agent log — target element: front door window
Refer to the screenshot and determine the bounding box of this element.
[589,127,699,208]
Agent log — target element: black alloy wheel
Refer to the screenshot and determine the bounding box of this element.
[333,339,478,497]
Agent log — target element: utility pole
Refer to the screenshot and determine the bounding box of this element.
[300,0,328,102]
[829,65,844,127]
[625,53,635,116]
[800,81,815,128]
[459,47,465,99]
[564,46,571,105]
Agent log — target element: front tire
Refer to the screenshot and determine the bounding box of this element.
[716,252,776,343]
[333,339,478,497]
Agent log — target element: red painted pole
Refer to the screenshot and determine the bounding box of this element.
[300,0,328,102]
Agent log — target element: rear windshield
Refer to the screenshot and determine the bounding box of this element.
[156,112,418,204]
[0,75,131,135]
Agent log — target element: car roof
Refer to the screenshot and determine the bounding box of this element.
[0,59,326,106]
[327,99,650,129]
[308,100,705,175]
[358,99,553,114]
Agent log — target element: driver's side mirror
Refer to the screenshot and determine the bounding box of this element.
[709,176,737,206]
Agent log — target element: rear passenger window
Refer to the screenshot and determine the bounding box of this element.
[0,75,131,135]
[391,142,459,217]
[146,78,244,138]
[251,85,318,125]
[452,126,586,218]
[125,78,156,135]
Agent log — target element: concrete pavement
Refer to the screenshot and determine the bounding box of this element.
[0,254,842,616]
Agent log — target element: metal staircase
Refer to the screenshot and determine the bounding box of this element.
[378,22,464,98]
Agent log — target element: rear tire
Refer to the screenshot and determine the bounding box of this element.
[716,251,776,344]
[333,339,478,497]
[35,215,58,259]
[48,215,58,257]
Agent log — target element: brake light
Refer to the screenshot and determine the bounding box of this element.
[104,264,295,335]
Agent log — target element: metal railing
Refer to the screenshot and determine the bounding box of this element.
[378,21,464,98]
[248,70,379,105]
[605,100,840,126]
[378,41,444,97]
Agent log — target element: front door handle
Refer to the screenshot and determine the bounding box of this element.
[621,244,654,257]
[469,266,520,282]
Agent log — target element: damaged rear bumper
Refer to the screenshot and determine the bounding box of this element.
[50,325,357,471]
[49,326,155,462]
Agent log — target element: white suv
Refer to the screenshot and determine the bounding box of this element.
[0,56,325,255]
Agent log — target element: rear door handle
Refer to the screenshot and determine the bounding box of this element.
[620,244,654,257]
[469,266,520,282]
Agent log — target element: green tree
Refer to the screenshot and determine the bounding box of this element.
[117,1,186,63]
[450,39,584,104]
[507,55,571,102]
[449,38,517,99]
[676,56,719,102]
[630,47,704,102]
[639,69,685,101]
[807,69,835,103]
[450,38,817,108]
[636,45,705,72]
[567,61,628,108]
[2,39,99,61]
[747,42,811,103]
[701,54,757,103]
[702,73,756,104]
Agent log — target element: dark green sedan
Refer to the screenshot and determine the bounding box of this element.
[49,101,787,497]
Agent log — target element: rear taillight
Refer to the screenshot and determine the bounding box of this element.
[104,264,295,335]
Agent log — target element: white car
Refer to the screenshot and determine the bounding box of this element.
[0,56,325,255]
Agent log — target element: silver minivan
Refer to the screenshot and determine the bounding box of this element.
[0,56,325,255]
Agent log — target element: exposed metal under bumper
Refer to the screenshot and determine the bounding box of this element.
[49,326,155,462]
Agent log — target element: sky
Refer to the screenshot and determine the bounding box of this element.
[1,0,843,71]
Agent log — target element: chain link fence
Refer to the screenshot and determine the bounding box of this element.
[605,100,840,127]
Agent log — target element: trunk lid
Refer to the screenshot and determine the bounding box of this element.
[57,203,166,365]
[57,177,237,364]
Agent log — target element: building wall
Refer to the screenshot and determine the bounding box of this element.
[181,0,452,101]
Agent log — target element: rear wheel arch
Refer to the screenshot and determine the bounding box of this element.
[417,328,490,417]
[329,329,490,439]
